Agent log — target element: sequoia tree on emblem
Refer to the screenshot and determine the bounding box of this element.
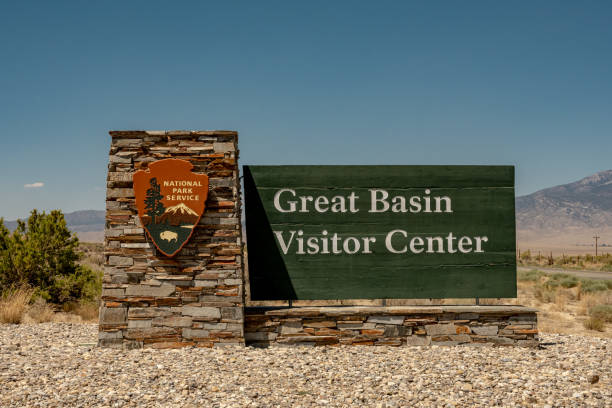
[133,159,209,257]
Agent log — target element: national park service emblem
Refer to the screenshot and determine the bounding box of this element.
[134,159,209,257]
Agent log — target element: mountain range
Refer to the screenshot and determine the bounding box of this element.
[2,170,611,250]
[516,170,612,231]
[516,169,612,253]
[3,210,105,242]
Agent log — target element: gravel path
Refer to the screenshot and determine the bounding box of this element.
[1,323,610,407]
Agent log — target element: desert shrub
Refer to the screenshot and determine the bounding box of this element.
[0,286,34,324]
[579,279,610,293]
[43,265,102,304]
[589,305,612,322]
[518,269,543,282]
[0,210,101,305]
[559,276,579,289]
[545,273,579,289]
[583,317,605,331]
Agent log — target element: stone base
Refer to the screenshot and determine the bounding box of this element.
[99,130,245,349]
[245,305,538,347]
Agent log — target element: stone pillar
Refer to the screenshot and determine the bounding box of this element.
[99,130,244,349]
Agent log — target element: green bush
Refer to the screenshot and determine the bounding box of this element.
[0,210,101,305]
[579,279,611,293]
[39,265,102,304]
[589,305,612,322]
[518,269,544,282]
[545,273,579,289]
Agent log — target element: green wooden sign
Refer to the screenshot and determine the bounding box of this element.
[244,165,517,300]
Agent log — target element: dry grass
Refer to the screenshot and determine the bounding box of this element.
[552,288,576,312]
[24,298,56,323]
[78,242,104,271]
[515,271,612,337]
[72,302,99,321]
[0,287,100,324]
[56,301,99,322]
[0,287,34,324]
[584,317,605,331]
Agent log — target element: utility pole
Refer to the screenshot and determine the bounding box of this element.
[593,235,600,257]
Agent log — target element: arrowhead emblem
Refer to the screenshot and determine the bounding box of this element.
[133,159,209,257]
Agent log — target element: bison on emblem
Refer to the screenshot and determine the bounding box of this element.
[160,230,178,243]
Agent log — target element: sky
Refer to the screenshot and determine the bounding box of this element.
[1,1,611,220]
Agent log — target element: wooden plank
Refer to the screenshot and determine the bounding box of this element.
[244,165,516,300]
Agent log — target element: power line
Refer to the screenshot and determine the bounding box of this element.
[593,235,600,257]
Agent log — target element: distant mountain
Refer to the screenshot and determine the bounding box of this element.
[3,210,105,242]
[516,170,612,231]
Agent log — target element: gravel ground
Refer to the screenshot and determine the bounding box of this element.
[0,323,610,408]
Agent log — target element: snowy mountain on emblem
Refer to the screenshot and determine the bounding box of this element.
[164,203,198,216]
[158,203,199,226]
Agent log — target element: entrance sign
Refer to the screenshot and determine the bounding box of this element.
[244,165,516,300]
[134,159,209,257]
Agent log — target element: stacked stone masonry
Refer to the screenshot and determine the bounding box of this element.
[99,130,244,349]
[245,306,538,347]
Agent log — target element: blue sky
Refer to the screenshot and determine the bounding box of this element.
[1,1,611,220]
